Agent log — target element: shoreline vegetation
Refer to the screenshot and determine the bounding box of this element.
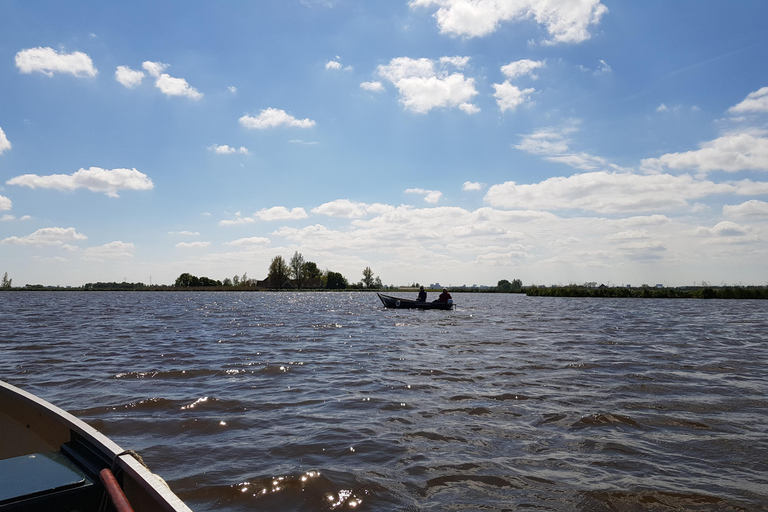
[2,280,767,300]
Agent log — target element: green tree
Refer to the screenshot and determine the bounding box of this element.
[290,251,306,289]
[1,272,11,289]
[175,273,199,287]
[302,261,321,280]
[232,274,240,286]
[362,267,375,288]
[325,271,348,289]
[268,256,290,290]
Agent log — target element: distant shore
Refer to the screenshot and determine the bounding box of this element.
[2,283,767,299]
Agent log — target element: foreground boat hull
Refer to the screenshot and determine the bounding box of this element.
[377,293,454,310]
[0,380,191,512]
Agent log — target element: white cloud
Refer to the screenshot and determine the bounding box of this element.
[640,131,768,174]
[312,199,376,218]
[462,181,484,191]
[410,0,608,44]
[1,227,87,246]
[0,195,12,210]
[225,237,271,246]
[376,56,478,113]
[239,108,316,129]
[209,144,250,155]
[255,206,309,221]
[176,241,211,249]
[142,61,168,77]
[326,60,342,70]
[693,221,752,238]
[501,59,545,79]
[83,241,135,261]
[728,86,768,115]
[405,188,443,203]
[656,103,668,112]
[0,127,11,154]
[595,59,612,75]
[115,65,144,88]
[7,167,154,197]
[723,199,768,218]
[169,230,200,236]
[515,121,624,171]
[15,47,98,77]
[228,86,237,94]
[493,82,535,112]
[140,61,202,99]
[485,171,749,214]
[154,73,203,100]
[360,81,385,92]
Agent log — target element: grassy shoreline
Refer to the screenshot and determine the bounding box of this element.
[3,283,767,299]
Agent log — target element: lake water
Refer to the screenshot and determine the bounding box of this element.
[1,291,766,511]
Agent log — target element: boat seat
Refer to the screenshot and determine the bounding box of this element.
[0,451,100,511]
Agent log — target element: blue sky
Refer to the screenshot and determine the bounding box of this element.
[2,0,768,288]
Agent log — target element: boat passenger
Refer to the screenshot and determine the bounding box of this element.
[435,288,452,303]
[416,286,427,302]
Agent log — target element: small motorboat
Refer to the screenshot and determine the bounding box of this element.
[377,292,454,310]
[0,379,192,512]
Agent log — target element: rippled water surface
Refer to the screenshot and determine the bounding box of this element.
[1,291,767,511]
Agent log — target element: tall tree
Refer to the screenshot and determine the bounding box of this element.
[362,266,375,288]
[289,251,305,289]
[302,261,321,280]
[268,255,290,290]
[1,272,11,289]
[325,271,348,289]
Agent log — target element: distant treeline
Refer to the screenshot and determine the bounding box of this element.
[526,285,768,299]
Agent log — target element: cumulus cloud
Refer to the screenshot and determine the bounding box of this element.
[515,121,624,171]
[360,81,385,92]
[155,73,202,99]
[485,171,753,214]
[312,199,390,218]
[218,207,309,226]
[0,127,11,154]
[640,131,768,174]
[410,0,608,44]
[376,56,479,113]
[693,221,753,239]
[723,199,768,218]
[493,82,535,112]
[405,188,443,204]
[139,61,202,99]
[7,167,154,197]
[176,241,211,249]
[15,47,97,77]
[501,59,545,79]
[728,86,768,115]
[1,227,87,246]
[115,65,144,87]
[225,236,271,246]
[209,144,250,155]
[326,60,342,70]
[83,241,135,261]
[239,108,316,129]
[255,206,309,221]
[462,181,484,191]
[0,195,12,211]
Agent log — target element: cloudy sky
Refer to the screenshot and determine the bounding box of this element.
[2,1,767,288]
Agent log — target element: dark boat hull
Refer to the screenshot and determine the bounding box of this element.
[377,293,454,310]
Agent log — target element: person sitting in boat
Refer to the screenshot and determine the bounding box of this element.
[435,288,452,303]
[416,286,427,302]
